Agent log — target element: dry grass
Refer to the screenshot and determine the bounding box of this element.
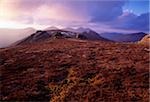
[0,39,149,101]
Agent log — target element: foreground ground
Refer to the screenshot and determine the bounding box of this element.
[0,39,149,101]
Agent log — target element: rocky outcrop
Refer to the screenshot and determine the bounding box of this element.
[76,33,87,40]
[139,34,149,45]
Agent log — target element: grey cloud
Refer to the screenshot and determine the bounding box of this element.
[111,12,149,32]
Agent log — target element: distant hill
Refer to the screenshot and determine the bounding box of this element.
[100,32,147,42]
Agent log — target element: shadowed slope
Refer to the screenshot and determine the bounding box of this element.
[100,32,147,42]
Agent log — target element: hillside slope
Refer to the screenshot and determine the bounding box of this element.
[0,39,149,101]
[139,34,150,45]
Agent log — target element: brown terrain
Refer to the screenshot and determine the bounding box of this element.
[0,38,149,102]
[139,34,150,46]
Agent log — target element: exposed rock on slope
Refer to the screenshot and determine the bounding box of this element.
[63,27,110,41]
[139,34,150,45]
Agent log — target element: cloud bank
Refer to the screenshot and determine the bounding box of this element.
[0,0,149,33]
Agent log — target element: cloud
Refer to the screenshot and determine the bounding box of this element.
[132,13,149,31]
[0,0,126,22]
[0,0,19,20]
[0,0,149,33]
[34,4,89,22]
[30,1,126,28]
[88,1,126,22]
[110,11,149,32]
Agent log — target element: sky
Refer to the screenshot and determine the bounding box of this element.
[0,0,149,33]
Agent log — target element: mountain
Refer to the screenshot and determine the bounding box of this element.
[0,28,35,48]
[0,38,148,101]
[13,28,111,46]
[13,29,77,45]
[14,30,51,45]
[100,32,147,42]
[63,27,111,41]
[78,29,109,40]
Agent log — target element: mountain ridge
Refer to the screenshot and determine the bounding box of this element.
[13,28,111,46]
[100,32,147,42]
[0,26,148,48]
